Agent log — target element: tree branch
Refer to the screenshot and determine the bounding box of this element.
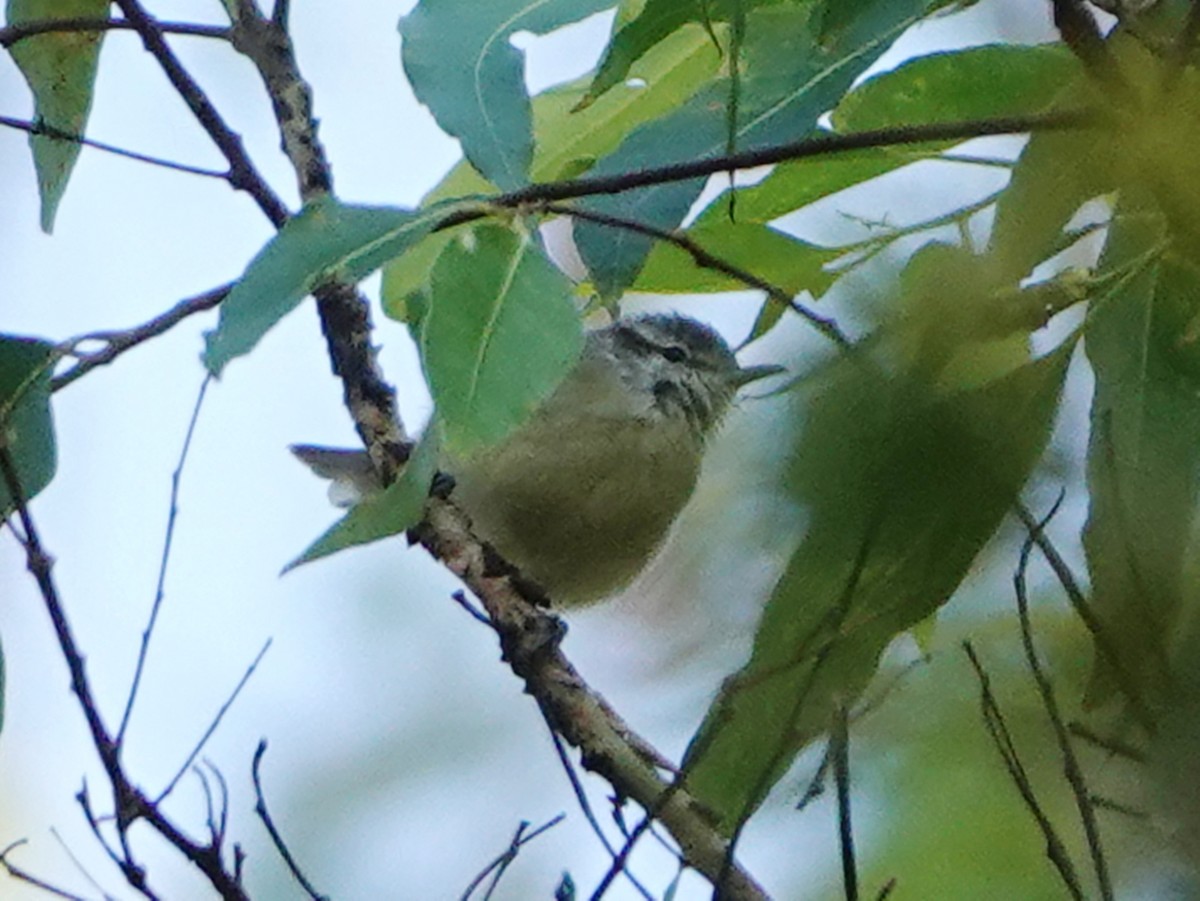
[0,115,229,181]
[0,16,229,47]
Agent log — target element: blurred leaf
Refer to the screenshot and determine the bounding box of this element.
[684,330,1073,832]
[989,130,1111,283]
[287,433,440,570]
[417,224,584,456]
[575,1,938,296]
[400,0,613,191]
[1082,190,1200,713]
[833,44,1079,132]
[205,197,457,375]
[0,335,57,516]
[634,220,838,295]
[6,0,108,232]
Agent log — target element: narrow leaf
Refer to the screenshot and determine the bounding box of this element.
[205,197,454,375]
[1082,190,1200,713]
[6,0,108,231]
[287,433,440,569]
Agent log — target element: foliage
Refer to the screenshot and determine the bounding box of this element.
[6,0,1200,897]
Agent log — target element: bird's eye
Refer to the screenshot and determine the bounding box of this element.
[659,345,688,363]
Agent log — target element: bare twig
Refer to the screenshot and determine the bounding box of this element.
[49,827,112,900]
[1016,501,1113,900]
[119,375,212,743]
[547,730,655,901]
[1066,722,1145,763]
[0,447,251,900]
[252,740,328,901]
[0,16,228,47]
[459,815,565,901]
[494,110,1096,210]
[53,285,229,392]
[832,704,858,901]
[1014,503,1156,733]
[155,640,272,804]
[0,840,99,901]
[540,201,850,349]
[963,641,1084,900]
[0,116,228,182]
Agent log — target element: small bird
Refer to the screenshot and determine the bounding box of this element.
[294,314,782,606]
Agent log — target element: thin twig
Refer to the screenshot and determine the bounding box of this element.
[119,375,211,743]
[0,447,250,898]
[0,840,95,901]
[459,815,565,901]
[540,201,851,349]
[1014,503,1156,733]
[1016,501,1113,900]
[0,116,229,181]
[832,703,858,901]
[547,730,655,901]
[0,17,229,47]
[1066,722,1145,763]
[49,827,113,900]
[252,740,328,901]
[493,110,1097,210]
[53,285,229,392]
[963,641,1085,900]
[155,640,272,804]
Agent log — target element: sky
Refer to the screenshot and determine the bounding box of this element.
[0,2,1066,899]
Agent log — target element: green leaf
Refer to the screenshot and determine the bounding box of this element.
[531,22,721,184]
[399,0,613,191]
[683,332,1073,832]
[683,44,1081,242]
[634,220,838,296]
[205,197,456,375]
[1082,190,1200,714]
[417,224,584,456]
[6,0,108,232]
[833,43,1079,132]
[0,335,57,516]
[575,1,936,296]
[286,433,440,570]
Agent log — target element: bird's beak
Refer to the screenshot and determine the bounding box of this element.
[731,362,786,388]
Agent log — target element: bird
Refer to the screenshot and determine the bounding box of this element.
[294,313,782,606]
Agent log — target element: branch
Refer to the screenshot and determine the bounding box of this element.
[52,284,229,391]
[494,109,1097,208]
[1016,502,1113,900]
[540,201,851,349]
[252,741,328,901]
[963,641,1084,901]
[0,16,229,47]
[0,448,251,900]
[111,0,290,226]
[412,501,769,900]
[0,115,228,181]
